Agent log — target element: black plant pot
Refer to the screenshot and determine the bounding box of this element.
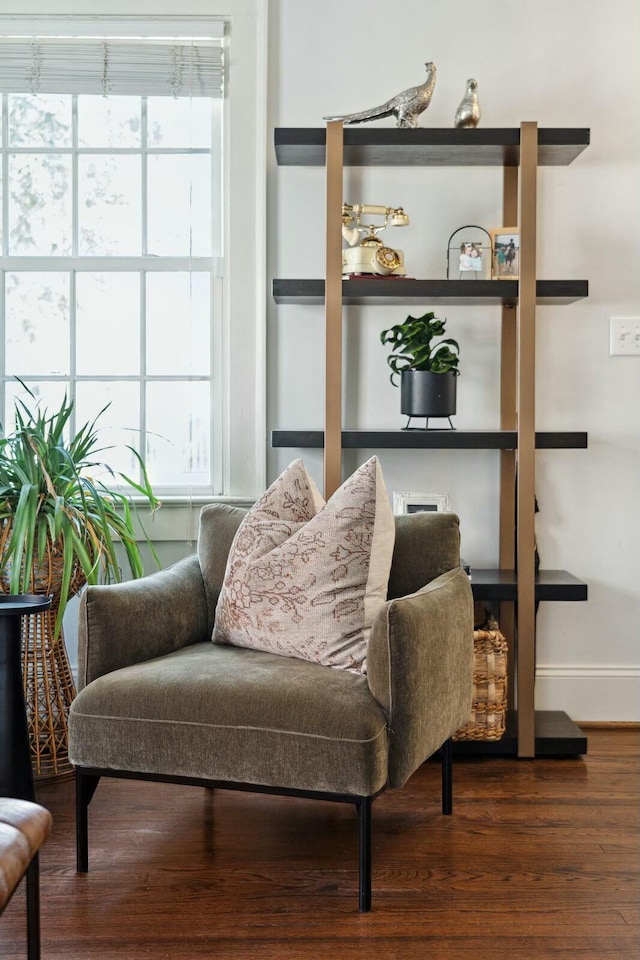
[400,370,457,429]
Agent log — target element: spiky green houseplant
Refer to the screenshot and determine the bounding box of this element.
[380,311,460,384]
[0,388,160,637]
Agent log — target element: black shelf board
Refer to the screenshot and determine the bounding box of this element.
[271,429,588,450]
[452,711,588,757]
[471,569,587,602]
[272,278,588,306]
[275,127,590,167]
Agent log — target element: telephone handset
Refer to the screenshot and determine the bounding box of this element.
[341,203,409,277]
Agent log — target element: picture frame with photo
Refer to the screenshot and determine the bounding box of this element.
[459,241,484,274]
[446,224,492,281]
[489,227,520,280]
[393,491,451,515]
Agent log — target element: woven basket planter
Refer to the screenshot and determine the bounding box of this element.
[453,622,508,742]
[1,530,85,778]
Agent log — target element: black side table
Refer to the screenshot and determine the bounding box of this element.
[0,595,53,801]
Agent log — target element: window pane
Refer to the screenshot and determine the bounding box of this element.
[9,155,72,255]
[74,380,141,480]
[76,273,140,375]
[5,273,70,375]
[147,97,211,148]
[78,96,141,147]
[147,155,211,256]
[1,84,219,495]
[146,381,210,487]
[4,381,69,432]
[146,273,210,375]
[8,94,71,147]
[78,156,141,255]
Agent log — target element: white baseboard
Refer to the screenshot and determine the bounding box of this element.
[535,664,640,721]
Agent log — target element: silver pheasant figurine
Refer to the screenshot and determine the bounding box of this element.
[324,62,437,128]
[454,78,481,128]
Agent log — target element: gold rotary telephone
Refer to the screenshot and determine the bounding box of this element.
[341,203,409,277]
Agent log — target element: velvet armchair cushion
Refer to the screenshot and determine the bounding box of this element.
[70,642,389,796]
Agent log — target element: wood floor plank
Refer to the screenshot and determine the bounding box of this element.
[0,729,637,960]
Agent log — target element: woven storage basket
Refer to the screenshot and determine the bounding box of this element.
[453,619,508,741]
[1,530,84,778]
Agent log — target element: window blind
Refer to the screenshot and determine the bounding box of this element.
[0,38,224,97]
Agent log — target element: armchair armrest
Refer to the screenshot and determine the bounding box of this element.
[367,566,474,789]
[78,554,209,690]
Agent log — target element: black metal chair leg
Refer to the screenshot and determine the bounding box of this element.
[76,769,101,872]
[441,737,453,815]
[357,797,372,912]
[25,855,40,960]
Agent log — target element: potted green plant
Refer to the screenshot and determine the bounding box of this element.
[0,387,160,632]
[0,386,160,776]
[380,311,460,428]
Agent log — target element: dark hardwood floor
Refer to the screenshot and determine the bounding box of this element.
[1,728,638,959]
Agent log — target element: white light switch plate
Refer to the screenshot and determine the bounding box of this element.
[610,317,640,356]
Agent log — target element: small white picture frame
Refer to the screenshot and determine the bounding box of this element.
[393,491,451,515]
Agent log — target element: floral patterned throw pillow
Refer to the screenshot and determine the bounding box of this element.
[212,456,395,674]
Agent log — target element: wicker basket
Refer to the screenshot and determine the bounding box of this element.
[1,531,84,778]
[453,620,508,742]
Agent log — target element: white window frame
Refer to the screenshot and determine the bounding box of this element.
[0,95,222,497]
[0,2,267,508]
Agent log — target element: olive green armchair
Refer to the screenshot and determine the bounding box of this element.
[68,506,473,911]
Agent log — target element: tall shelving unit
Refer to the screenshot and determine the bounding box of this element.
[272,123,590,758]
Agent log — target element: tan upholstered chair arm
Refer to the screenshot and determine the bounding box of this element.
[77,554,209,689]
[367,566,474,789]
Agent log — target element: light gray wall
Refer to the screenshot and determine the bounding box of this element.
[267,0,640,719]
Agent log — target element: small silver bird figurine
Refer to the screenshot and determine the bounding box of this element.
[324,62,437,129]
[454,78,481,128]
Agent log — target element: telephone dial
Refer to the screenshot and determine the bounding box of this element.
[341,203,410,277]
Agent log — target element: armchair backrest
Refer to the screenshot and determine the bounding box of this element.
[387,512,461,599]
[198,504,248,628]
[197,505,462,624]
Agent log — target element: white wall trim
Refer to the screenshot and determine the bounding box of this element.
[0,16,229,35]
[221,2,267,498]
[535,666,640,722]
[536,664,640,680]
